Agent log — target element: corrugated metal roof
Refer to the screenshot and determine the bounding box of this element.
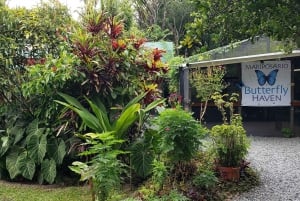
[187,50,300,68]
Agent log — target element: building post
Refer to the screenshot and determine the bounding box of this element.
[179,64,190,111]
[291,67,295,135]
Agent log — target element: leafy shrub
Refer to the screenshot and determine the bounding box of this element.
[155,108,206,164]
[210,92,249,167]
[281,127,294,138]
[192,170,218,189]
[0,118,66,184]
[148,190,190,201]
[210,122,249,167]
[70,132,127,201]
[130,136,155,179]
[152,159,168,190]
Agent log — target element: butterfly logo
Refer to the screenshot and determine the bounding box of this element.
[254,69,279,86]
[235,81,245,89]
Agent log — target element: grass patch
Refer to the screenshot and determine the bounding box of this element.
[0,181,90,201]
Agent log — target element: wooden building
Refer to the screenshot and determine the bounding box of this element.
[180,37,300,137]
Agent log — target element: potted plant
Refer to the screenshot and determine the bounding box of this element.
[210,92,249,181]
[281,127,294,138]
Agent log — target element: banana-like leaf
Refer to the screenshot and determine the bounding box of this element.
[113,103,140,139]
[41,159,56,184]
[123,92,147,110]
[86,98,112,132]
[143,98,166,113]
[18,152,36,180]
[56,93,104,132]
[27,134,47,164]
[6,151,20,179]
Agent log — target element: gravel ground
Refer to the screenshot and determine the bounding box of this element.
[232,136,300,201]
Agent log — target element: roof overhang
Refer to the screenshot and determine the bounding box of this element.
[187,50,300,68]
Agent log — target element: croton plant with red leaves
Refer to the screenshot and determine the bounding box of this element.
[71,11,168,105]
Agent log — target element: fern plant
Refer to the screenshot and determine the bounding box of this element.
[70,132,127,201]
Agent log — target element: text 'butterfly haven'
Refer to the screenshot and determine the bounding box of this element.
[255,69,279,86]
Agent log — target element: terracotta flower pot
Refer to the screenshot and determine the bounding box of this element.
[218,166,240,181]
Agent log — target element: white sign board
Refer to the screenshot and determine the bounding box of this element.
[241,61,291,106]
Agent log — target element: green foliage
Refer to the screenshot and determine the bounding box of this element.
[0,1,77,184]
[69,132,127,201]
[56,92,164,140]
[151,159,168,190]
[147,190,190,201]
[167,56,185,93]
[22,43,81,97]
[211,92,239,124]
[184,0,300,54]
[190,66,227,122]
[155,108,206,164]
[130,137,155,178]
[0,116,66,183]
[281,127,294,138]
[212,124,247,166]
[41,159,57,184]
[193,170,218,189]
[210,93,249,167]
[133,0,195,54]
[144,24,172,41]
[61,92,165,200]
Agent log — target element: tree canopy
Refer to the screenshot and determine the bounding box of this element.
[183,0,300,54]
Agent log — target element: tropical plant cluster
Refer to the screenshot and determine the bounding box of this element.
[0,0,260,200]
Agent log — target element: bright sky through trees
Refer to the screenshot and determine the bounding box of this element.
[7,0,84,19]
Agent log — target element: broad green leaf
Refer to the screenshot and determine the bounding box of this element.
[114,103,140,139]
[55,99,103,132]
[27,134,47,164]
[47,138,67,165]
[41,159,56,184]
[86,98,112,132]
[53,140,66,165]
[26,119,39,135]
[18,152,36,180]
[123,92,147,110]
[130,141,154,178]
[69,161,96,181]
[11,126,25,145]
[69,161,89,177]
[84,131,115,140]
[143,98,166,113]
[0,136,10,157]
[57,92,85,110]
[6,151,20,179]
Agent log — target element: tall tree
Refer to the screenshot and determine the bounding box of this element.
[183,0,300,54]
[133,0,195,55]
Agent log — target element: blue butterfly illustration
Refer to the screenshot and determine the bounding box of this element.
[235,81,245,89]
[254,69,279,86]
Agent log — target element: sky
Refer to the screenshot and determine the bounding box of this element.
[7,0,84,19]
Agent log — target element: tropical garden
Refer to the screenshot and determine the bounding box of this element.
[0,0,299,200]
